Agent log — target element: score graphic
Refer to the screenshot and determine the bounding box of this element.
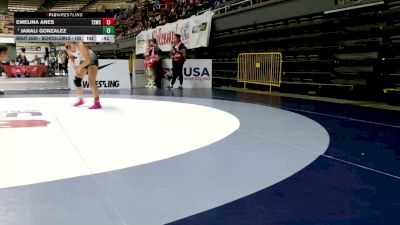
[102,18,115,26]
[14,12,115,43]
[103,26,115,35]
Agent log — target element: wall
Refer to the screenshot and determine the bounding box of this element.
[91,39,134,53]
[6,44,16,59]
[91,43,117,52]
[0,0,7,14]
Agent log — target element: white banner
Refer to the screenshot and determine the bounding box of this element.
[136,11,214,55]
[16,46,45,53]
[68,59,131,90]
[16,46,47,62]
[132,59,212,89]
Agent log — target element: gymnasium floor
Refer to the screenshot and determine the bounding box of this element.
[0,88,399,225]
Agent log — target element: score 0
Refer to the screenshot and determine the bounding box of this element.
[102,18,115,26]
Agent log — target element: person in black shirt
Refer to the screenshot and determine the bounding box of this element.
[0,46,8,95]
[16,47,26,64]
[21,56,29,65]
[62,51,69,76]
[169,34,187,89]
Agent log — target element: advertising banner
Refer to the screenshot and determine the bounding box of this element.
[136,11,214,54]
[132,59,212,89]
[68,59,131,90]
[16,46,44,52]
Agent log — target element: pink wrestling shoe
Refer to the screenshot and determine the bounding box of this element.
[89,101,102,110]
[73,98,84,107]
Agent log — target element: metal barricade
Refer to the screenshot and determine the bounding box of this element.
[237,53,282,92]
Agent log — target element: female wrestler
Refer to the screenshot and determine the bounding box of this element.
[66,42,101,109]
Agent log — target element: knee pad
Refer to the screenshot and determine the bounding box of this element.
[74,77,82,87]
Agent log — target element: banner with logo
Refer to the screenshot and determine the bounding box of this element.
[68,59,131,90]
[135,11,214,55]
[132,59,212,88]
[16,46,45,53]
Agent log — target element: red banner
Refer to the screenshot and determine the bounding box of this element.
[2,65,47,77]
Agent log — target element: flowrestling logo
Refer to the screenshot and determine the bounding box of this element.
[0,110,50,128]
[82,80,120,88]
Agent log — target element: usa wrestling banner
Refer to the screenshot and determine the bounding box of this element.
[132,59,212,89]
[135,11,214,54]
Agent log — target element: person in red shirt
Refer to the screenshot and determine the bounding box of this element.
[0,46,8,95]
[168,34,187,89]
[144,38,162,88]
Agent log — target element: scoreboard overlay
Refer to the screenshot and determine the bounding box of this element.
[14,12,115,43]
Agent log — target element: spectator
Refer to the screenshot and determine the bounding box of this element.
[0,45,8,95]
[57,51,63,74]
[181,6,187,17]
[149,16,157,28]
[4,57,10,64]
[155,14,161,24]
[132,2,138,14]
[49,54,56,71]
[17,56,27,65]
[19,56,29,66]
[113,0,254,38]
[62,51,69,76]
[161,16,167,25]
[131,19,137,29]
[16,47,26,63]
[33,55,40,65]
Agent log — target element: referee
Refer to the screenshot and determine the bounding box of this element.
[0,46,8,95]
